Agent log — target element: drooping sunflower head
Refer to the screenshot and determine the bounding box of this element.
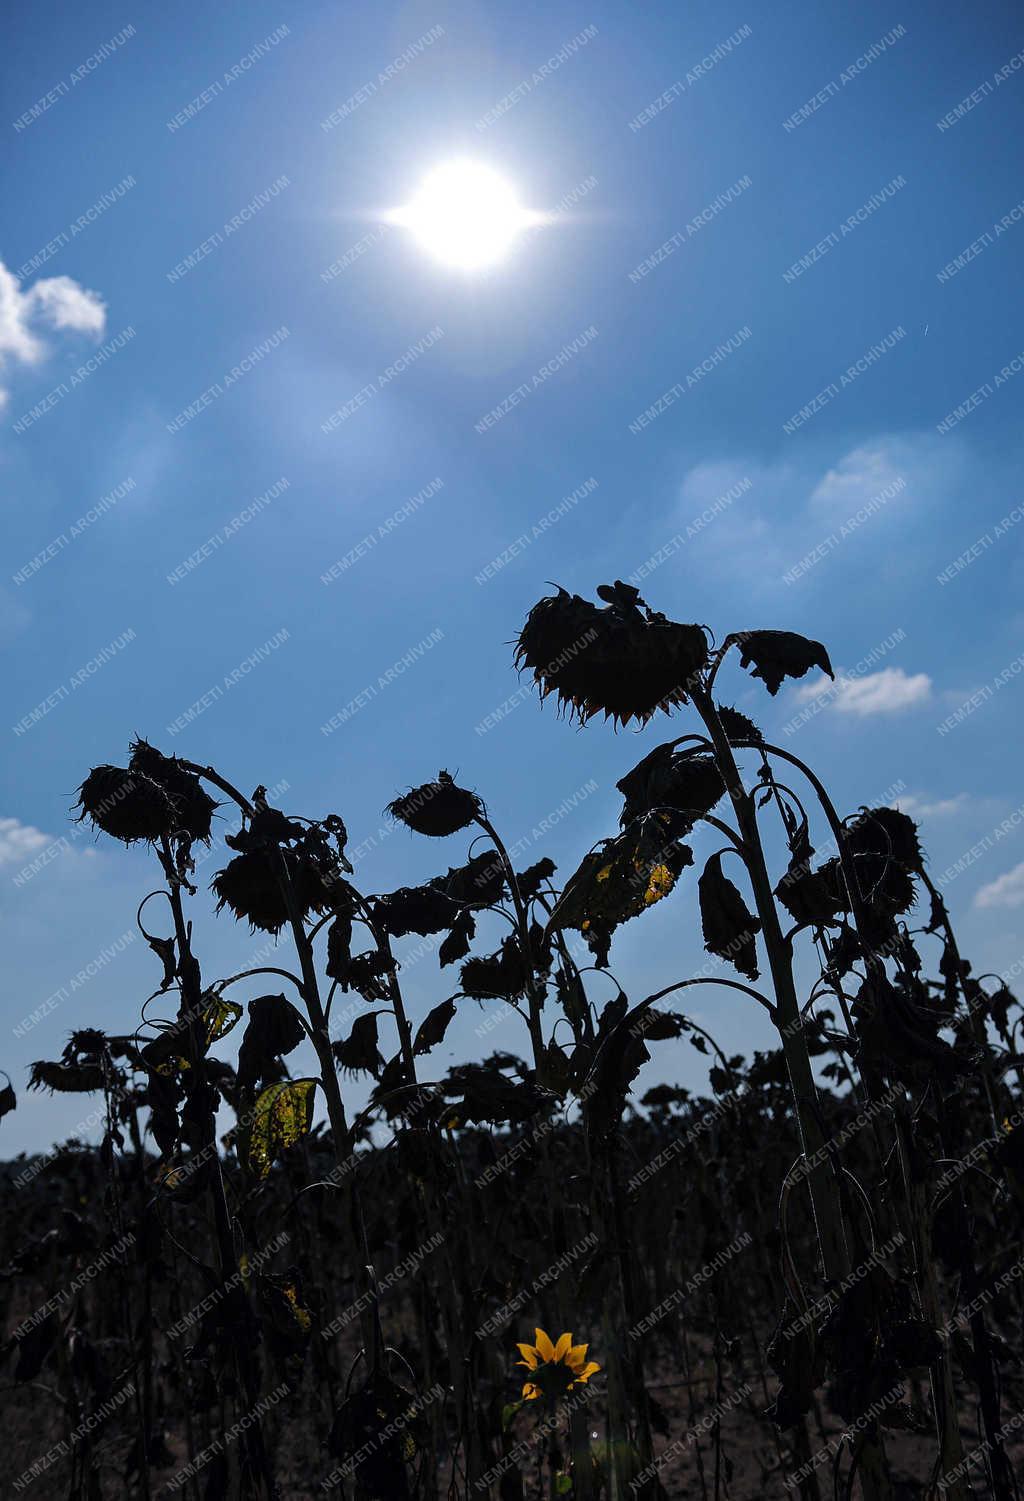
[75,741,218,846]
[75,764,176,845]
[840,804,923,927]
[128,738,218,843]
[846,805,924,874]
[211,847,334,934]
[386,771,483,837]
[515,1327,600,1402]
[514,583,709,727]
[616,743,726,837]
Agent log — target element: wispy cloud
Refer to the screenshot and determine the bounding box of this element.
[0,260,106,407]
[975,862,1024,909]
[808,442,904,512]
[892,792,969,819]
[796,666,932,715]
[806,434,950,517]
[658,432,967,592]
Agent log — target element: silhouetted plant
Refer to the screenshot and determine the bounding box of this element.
[2,580,1021,1500]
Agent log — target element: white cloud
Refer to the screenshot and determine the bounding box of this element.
[806,434,952,519]
[893,793,969,819]
[809,442,907,514]
[0,816,52,866]
[0,260,106,408]
[795,667,932,715]
[794,674,832,702]
[832,668,932,714]
[28,275,106,334]
[975,862,1024,909]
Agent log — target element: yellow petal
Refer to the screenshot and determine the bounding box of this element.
[521,1382,539,1400]
[534,1328,555,1363]
[577,1361,600,1382]
[516,1343,539,1369]
[566,1342,589,1370]
[553,1333,573,1363]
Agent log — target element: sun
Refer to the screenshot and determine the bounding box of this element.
[391,161,541,270]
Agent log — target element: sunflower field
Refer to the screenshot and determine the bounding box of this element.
[3,582,1024,1500]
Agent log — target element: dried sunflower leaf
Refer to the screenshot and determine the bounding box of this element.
[325,914,353,984]
[697,852,761,980]
[736,630,834,696]
[342,952,396,1003]
[237,995,306,1090]
[332,1013,383,1078]
[775,858,847,928]
[439,912,475,967]
[145,932,178,993]
[413,998,457,1056]
[548,815,692,967]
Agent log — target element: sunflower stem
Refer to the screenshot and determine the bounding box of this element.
[690,692,896,1501]
[477,814,547,1068]
[157,836,278,1500]
[736,738,971,1495]
[270,846,386,1379]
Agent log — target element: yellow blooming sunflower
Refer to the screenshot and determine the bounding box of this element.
[516,1328,600,1402]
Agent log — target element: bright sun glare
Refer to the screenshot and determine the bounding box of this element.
[391,161,541,270]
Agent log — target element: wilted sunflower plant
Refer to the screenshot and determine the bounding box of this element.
[61,735,618,1496]
[9,582,1021,1500]
[511,580,1019,1501]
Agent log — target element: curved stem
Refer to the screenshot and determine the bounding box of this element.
[179,760,254,817]
[214,965,307,997]
[270,846,384,1375]
[728,738,892,967]
[704,635,739,693]
[919,867,1004,1137]
[344,891,418,1077]
[619,805,745,853]
[476,814,546,1067]
[640,975,777,1018]
[691,690,853,1288]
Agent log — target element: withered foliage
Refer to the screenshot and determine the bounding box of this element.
[4,580,1021,1501]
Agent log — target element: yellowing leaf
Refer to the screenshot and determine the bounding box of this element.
[204,995,243,1046]
[642,862,675,906]
[548,815,692,967]
[247,1079,317,1181]
[282,1282,312,1333]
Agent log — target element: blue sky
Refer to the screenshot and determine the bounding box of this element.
[3,0,1024,1155]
